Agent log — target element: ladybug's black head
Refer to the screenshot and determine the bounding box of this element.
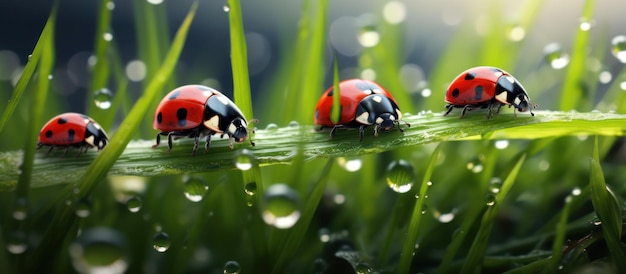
[228,118,249,143]
[85,122,109,150]
[376,113,396,132]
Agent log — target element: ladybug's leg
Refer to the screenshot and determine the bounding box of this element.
[359,125,366,141]
[329,126,338,139]
[444,104,454,116]
[166,132,175,152]
[204,134,212,152]
[46,146,54,156]
[37,142,44,150]
[152,133,162,148]
[460,105,472,118]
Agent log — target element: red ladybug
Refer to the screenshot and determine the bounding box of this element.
[444,66,535,118]
[314,79,409,140]
[153,85,254,155]
[37,112,109,155]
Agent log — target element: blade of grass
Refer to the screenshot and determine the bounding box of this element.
[559,0,595,111]
[547,194,574,272]
[331,52,341,124]
[86,0,114,128]
[460,153,527,274]
[396,144,441,274]
[589,136,626,271]
[0,5,57,133]
[228,0,254,122]
[272,158,334,273]
[27,3,198,272]
[2,111,626,189]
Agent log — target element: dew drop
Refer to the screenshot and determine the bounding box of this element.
[488,177,502,194]
[223,4,230,12]
[337,157,362,172]
[6,230,28,254]
[598,71,612,84]
[47,74,53,80]
[152,232,171,253]
[494,140,509,150]
[385,160,415,193]
[75,199,91,218]
[223,260,241,274]
[126,196,142,213]
[184,176,209,202]
[287,120,299,128]
[262,184,301,229]
[382,1,406,25]
[579,18,594,31]
[265,123,278,131]
[611,35,626,63]
[543,43,570,69]
[620,81,626,90]
[235,149,255,171]
[244,182,257,196]
[436,211,456,223]
[94,88,113,110]
[355,263,373,274]
[571,187,582,196]
[319,228,330,242]
[485,194,496,207]
[12,198,28,221]
[106,1,115,10]
[69,227,128,274]
[420,88,432,98]
[103,32,113,42]
[147,0,163,5]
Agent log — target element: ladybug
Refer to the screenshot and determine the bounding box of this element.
[444,66,535,118]
[314,79,409,140]
[37,112,109,155]
[152,84,254,155]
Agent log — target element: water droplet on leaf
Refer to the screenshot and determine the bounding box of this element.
[611,35,626,63]
[543,43,569,69]
[94,88,113,110]
[152,232,171,253]
[126,196,142,213]
[223,260,241,273]
[385,160,415,193]
[69,227,128,274]
[235,149,255,171]
[262,184,301,229]
[184,177,209,202]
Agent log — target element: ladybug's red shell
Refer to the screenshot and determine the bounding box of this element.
[38,112,108,154]
[445,67,501,106]
[315,79,399,126]
[444,66,535,118]
[153,85,218,132]
[152,84,253,155]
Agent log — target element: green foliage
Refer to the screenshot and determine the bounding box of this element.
[1,0,626,273]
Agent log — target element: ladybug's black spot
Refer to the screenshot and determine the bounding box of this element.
[156,112,163,124]
[464,72,476,80]
[176,108,188,127]
[68,129,75,142]
[169,89,181,100]
[451,88,460,98]
[45,130,53,138]
[58,118,67,124]
[474,86,483,100]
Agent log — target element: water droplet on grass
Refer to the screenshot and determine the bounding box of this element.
[103,32,113,42]
[262,184,301,229]
[385,160,415,193]
[358,27,380,48]
[223,4,230,12]
[244,182,257,196]
[494,140,509,149]
[184,177,209,202]
[75,199,91,218]
[599,71,612,84]
[611,35,626,63]
[337,157,362,172]
[485,194,496,206]
[488,177,502,194]
[508,25,525,41]
[235,149,255,170]
[571,187,582,196]
[126,196,142,213]
[543,43,569,69]
[355,263,373,273]
[287,120,299,127]
[94,88,113,109]
[147,0,163,5]
[152,232,171,253]
[6,230,27,254]
[579,17,594,31]
[223,260,241,274]
[265,123,278,131]
[12,198,27,220]
[69,227,128,274]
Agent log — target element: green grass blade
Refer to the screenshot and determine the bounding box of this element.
[86,0,114,128]
[0,5,57,133]
[559,0,595,111]
[461,153,527,274]
[396,144,441,274]
[228,0,253,122]
[331,53,341,124]
[297,0,328,124]
[547,194,574,271]
[272,159,334,273]
[2,111,626,189]
[27,3,198,271]
[589,136,626,271]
